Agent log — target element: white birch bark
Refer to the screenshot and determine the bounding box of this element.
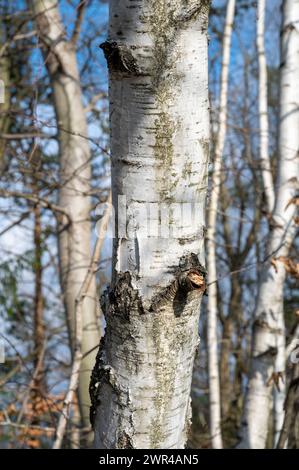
[206,0,236,449]
[90,0,210,449]
[238,0,299,448]
[257,0,284,445]
[31,0,100,431]
[257,0,275,214]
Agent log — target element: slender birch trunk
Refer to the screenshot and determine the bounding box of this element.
[206,0,236,449]
[238,0,299,448]
[257,0,285,445]
[90,0,210,449]
[31,0,100,432]
[257,0,275,214]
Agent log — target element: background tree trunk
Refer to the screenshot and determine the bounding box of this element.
[257,0,285,446]
[238,0,299,448]
[32,199,45,406]
[31,0,101,435]
[257,0,275,214]
[90,0,210,449]
[206,0,235,449]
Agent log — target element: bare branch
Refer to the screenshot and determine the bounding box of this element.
[71,1,88,46]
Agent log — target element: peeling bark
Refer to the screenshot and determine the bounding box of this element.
[91,0,210,449]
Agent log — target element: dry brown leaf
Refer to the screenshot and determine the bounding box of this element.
[271,256,299,279]
[267,371,284,391]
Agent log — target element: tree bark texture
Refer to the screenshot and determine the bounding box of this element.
[90,0,211,449]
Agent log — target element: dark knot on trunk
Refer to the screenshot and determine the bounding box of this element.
[100,41,140,76]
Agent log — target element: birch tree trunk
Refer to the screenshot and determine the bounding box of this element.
[257,0,285,446]
[206,0,235,449]
[90,0,210,449]
[31,0,100,433]
[238,0,299,448]
[257,0,275,214]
